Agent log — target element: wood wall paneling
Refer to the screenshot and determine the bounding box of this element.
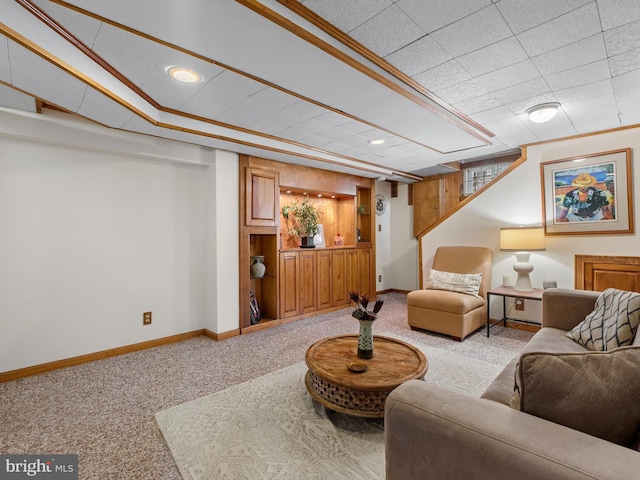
[300,250,317,313]
[332,249,348,306]
[317,249,333,310]
[575,255,640,292]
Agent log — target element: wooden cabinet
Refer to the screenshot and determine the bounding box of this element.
[245,167,279,227]
[332,249,348,306]
[317,249,333,310]
[358,248,373,295]
[300,250,317,313]
[279,251,300,318]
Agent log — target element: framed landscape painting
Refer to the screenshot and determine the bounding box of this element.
[540,148,634,235]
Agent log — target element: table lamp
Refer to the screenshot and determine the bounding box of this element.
[499,226,545,292]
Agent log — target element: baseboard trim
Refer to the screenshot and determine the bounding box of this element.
[205,328,240,341]
[377,288,411,295]
[0,329,205,383]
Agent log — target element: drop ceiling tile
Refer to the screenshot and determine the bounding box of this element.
[284,101,328,119]
[273,126,309,143]
[516,3,601,57]
[0,84,36,112]
[216,96,279,126]
[604,20,640,56]
[469,106,515,124]
[335,120,372,135]
[598,0,640,30]
[555,79,614,103]
[384,35,452,76]
[492,77,550,104]
[496,0,592,35]
[30,0,101,47]
[413,59,471,92]
[563,93,620,121]
[475,60,540,92]
[248,118,289,135]
[609,49,640,76]
[435,79,490,105]
[141,69,209,110]
[532,34,606,76]
[247,87,299,111]
[430,5,512,57]
[107,50,165,87]
[456,37,528,77]
[93,23,167,66]
[300,0,392,33]
[545,60,612,90]
[121,115,171,137]
[348,4,425,57]
[396,0,491,34]
[8,41,87,112]
[614,84,640,104]
[315,111,352,127]
[180,71,264,119]
[611,67,640,91]
[573,114,622,133]
[77,87,135,128]
[453,92,502,115]
[0,38,9,83]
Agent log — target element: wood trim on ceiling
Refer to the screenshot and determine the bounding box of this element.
[274,0,494,140]
[12,0,425,181]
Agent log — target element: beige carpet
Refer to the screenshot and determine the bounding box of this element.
[156,338,504,480]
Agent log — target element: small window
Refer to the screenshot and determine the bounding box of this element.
[463,161,511,196]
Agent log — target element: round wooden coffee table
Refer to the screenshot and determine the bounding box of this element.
[304,334,428,418]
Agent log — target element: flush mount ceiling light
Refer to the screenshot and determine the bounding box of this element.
[368,138,385,145]
[167,66,202,83]
[526,102,560,123]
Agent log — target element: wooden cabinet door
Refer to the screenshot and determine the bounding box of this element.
[245,167,279,226]
[358,248,372,295]
[317,249,333,310]
[332,249,348,306]
[300,250,317,313]
[346,249,359,295]
[279,252,300,318]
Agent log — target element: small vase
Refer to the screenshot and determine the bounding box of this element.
[357,319,374,359]
[250,256,266,279]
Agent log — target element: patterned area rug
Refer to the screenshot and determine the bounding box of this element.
[156,337,507,480]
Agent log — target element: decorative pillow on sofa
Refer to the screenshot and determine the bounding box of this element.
[427,269,481,297]
[510,346,640,448]
[566,288,640,351]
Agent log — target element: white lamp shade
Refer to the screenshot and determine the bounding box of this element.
[500,227,545,251]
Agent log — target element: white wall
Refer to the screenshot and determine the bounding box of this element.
[0,109,239,373]
[375,180,391,291]
[417,126,640,322]
[389,183,419,291]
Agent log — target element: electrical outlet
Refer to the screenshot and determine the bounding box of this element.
[378,224,382,232]
[143,312,152,325]
[515,298,525,311]
[378,274,382,282]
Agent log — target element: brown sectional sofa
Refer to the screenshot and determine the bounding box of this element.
[385,288,640,480]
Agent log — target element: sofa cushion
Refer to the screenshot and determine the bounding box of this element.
[481,328,587,405]
[566,289,640,351]
[407,289,485,314]
[510,346,640,448]
[427,268,482,297]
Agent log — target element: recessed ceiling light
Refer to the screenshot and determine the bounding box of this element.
[526,102,560,123]
[317,194,322,197]
[368,138,385,145]
[167,66,202,83]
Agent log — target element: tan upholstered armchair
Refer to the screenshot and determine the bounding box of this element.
[407,246,493,340]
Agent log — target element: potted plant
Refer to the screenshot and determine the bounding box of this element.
[281,196,321,248]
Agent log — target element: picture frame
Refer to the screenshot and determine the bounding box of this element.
[540,148,634,236]
[313,224,325,247]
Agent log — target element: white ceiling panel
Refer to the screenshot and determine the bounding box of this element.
[300,0,392,34]
[516,3,602,57]
[0,38,9,83]
[456,37,529,77]
[7,41,87,112]
[396,0,491,35]
[430,6,512,57]
[532,34,607,76]
[475,60,540,92]
[383,35,452,77]
[348,4,425,58]
[597,0,640,30]
[2,0,640,181]
[0,84,36,112]
[496,0,592,35]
